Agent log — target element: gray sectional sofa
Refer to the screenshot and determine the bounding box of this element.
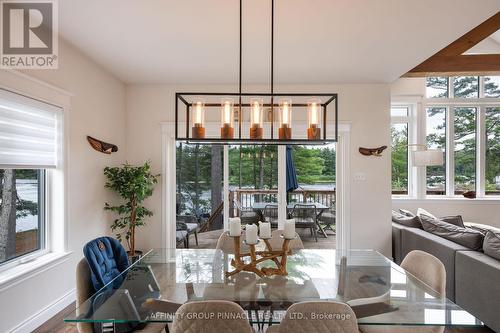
[392,221,500,332]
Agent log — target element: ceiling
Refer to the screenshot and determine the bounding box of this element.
[58,0,500,84]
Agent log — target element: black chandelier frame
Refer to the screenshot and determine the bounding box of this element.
[174,0,339,145]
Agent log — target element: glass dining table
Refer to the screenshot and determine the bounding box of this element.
[65,248,484,329]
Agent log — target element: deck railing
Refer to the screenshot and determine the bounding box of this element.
[230,188,336,217]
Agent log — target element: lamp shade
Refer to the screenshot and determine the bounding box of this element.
[412,149,444,167]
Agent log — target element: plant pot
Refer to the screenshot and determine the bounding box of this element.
[127,250,143,263]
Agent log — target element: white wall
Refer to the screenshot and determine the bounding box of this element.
[0,40,126,332]
[125,83,392,256]
[391,78,500,228]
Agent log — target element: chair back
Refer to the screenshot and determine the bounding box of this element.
[262,204,279,221]
[83,237,129,292]
[75,258,95,333]
[268,229,304,250]
[401,250,446,295]
[171,300,253,333]
[215,231,250,254]
[291,204,317,223]
[276,301,358,333]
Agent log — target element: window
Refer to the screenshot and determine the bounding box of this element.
[0,169,44,264]
[453,76,479,98]
[485,107,500,195]
[394,76,500,199]
[391,124,408,195]
[484,76,500,98]
[426,77,448,98]
[454,107,476,194]
[0,89,60,266]
[391,106,410,195]
[426,107,446,195]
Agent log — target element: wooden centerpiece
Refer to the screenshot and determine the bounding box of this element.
[225,232,295,278]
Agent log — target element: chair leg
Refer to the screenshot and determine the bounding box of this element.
[185,235,190,249]
[194,231,199,246]
[313,227,318,242]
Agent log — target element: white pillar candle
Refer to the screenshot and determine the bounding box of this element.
[284,219,296,239]
[229,217,241,236]
[245,224,258,244]
[259,222,271,239]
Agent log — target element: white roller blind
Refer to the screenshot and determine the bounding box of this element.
[0,89,62,168]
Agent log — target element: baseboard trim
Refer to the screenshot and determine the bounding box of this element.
[9,288,75,333]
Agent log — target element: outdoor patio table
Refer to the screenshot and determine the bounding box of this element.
[251,202,330,237]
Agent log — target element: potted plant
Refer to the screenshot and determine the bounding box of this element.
[104,161,159,261]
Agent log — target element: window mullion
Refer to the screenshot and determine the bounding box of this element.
[416,102,426,199]
[477,106,486,197]
[446,106,455,197]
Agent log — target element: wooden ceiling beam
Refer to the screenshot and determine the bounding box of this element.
[403,54,500,77]
[405,11,500,77]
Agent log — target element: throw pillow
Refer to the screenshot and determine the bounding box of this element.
[419,214,484,251]
[483,231,500,260]
[417,208,438,220]
[440,215,465,228]
[399,209,415,217]
[466,222,500,235]
[392,210,422,228]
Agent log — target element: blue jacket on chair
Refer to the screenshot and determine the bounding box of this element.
[83,236,130,292]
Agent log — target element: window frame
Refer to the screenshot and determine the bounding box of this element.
[390,104,415,197]
[0,169,49,272]
[395,76,500,199]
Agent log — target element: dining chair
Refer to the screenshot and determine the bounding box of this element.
[215,230,250,254]
[267,229,304,250]
[266,301,359,333]
[235,199,261,225]
[76,258,167,333]
[171,300,254,333]
[262,204,279,227]
[290,204,318,242]
[359,250,446,333]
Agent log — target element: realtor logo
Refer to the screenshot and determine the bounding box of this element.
[1,0,58,69]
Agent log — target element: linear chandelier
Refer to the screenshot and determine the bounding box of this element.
[175,0,338,144]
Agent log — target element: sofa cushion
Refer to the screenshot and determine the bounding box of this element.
[418,213,484,251]
[416,207,437,219]
[392,210,422,228]
[440,215,465,228]
[465,222,500,235]
[483,230,500,260]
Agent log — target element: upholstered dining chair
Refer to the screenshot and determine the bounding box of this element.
[76,258,167,333]
[170,300,254,333]
[267,229,304,250]
[359,250,446,333]
[266,301,359,333]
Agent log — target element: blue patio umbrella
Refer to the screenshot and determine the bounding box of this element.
[286,145,299,193]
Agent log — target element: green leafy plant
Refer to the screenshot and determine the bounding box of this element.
[104,161,159,255]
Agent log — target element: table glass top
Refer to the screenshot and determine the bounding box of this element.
[65,249,482,327]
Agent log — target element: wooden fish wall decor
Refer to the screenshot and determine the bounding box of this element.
[87,136,118,154]
[359,146,387,157]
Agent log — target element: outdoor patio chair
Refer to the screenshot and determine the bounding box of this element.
[290,204,318,242]
[262,204,279,227]
[234,199,261,225]
[177,215,200,248]
[318,209,336,235]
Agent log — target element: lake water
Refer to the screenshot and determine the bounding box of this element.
[15,179,38,232]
